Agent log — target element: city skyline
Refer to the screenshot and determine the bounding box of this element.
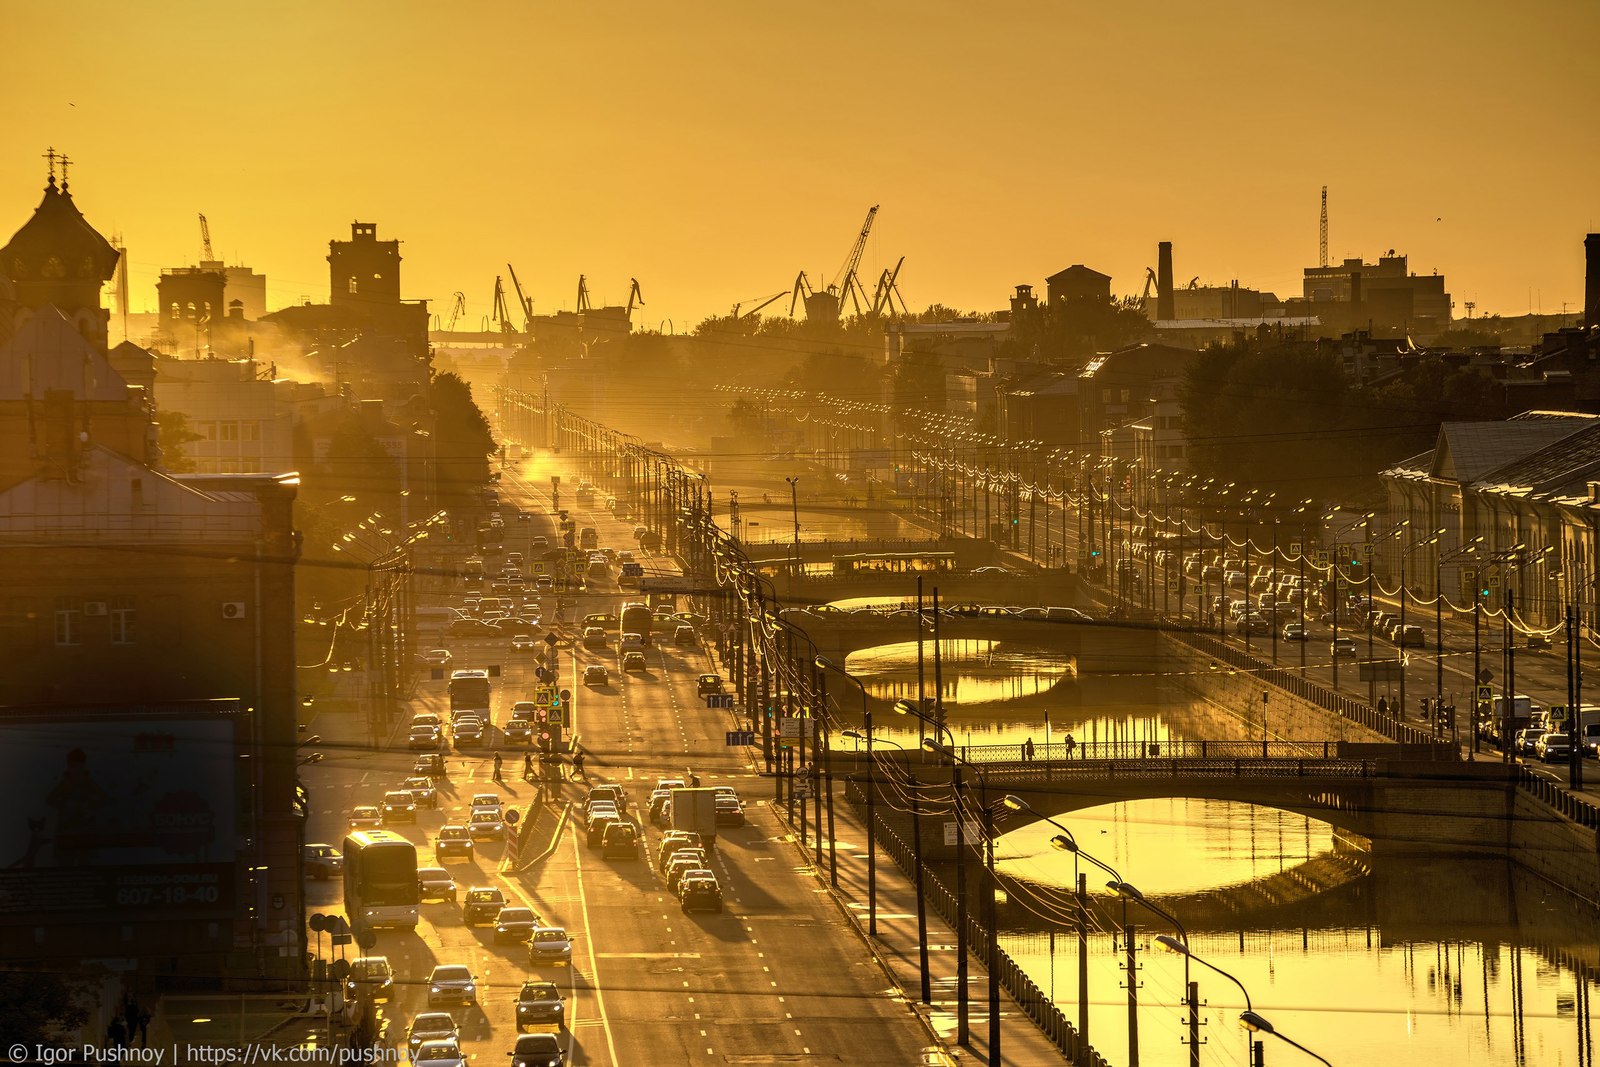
[3,0,1598,327]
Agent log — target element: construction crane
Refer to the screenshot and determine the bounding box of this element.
[626,278,644,316]
[1319,185,1329,268]
[1137,267,1159,310]
[445,291,466,332]
[576,275,591,313]
[870,256,908,317]
[198,213,215,263]
[506,263,534,330]
[827,205,878,318]
[789,272,815,318]
[732,289,788,318]
[491,276,518,333]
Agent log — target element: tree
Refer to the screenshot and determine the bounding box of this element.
[0,971,88,1044]
[430,372,497,515]
[155,409,204,472]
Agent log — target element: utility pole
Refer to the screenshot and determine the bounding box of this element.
[1125,923,1140,1067]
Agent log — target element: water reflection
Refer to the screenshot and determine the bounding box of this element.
[848,638,1070,706]
[995,796,1599,1067]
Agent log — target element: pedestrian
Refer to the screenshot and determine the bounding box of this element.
[135,1007,150,1048]
[107,1017,127,1051]
[1025,737,1036,761]
[1064,733,1077,759]
[1377,696,1388,715]
[572,749,586,779]
[492,750,503,782]
[523,752,533,782]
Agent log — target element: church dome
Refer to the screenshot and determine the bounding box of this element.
[2,175,120,293]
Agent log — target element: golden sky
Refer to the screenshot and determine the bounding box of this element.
[3,0,1597,326]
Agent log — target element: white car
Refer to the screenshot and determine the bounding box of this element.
[422,649,453,667]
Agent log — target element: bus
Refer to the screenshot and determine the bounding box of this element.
[831,551,957,578]
[448,669,492,724]
[463,557,485,583]
[342,830,419,936]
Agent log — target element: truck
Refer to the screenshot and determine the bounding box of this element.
[620,601,652,646]
[579,526,598,551]
[669,787,720,847]
[1480,693,1539,746]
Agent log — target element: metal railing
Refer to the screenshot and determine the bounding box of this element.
[849,780,1111,1067]
[956,738,1342,763]
[974,757,1375,784]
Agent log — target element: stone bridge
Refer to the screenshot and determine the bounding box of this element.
[741,536,995,568]
[776,571,1081,607]
[838,750,1517,857]
[783,610,1149,669]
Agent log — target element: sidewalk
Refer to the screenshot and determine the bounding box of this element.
[772,792,1078,1065]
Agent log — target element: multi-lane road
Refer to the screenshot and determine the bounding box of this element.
[299,452,935,1064]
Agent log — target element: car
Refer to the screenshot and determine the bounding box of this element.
[1513,727,1545,756]
[587,784,626,814]
[437,825,475,861]
[972,565,1015,576]
[585,813,620,849]
[582,627,608,650]
[617,549,636,562]
[453,717,485,748]
[1535,732,1573,762]
[412,1039,466,1067]
[647,789,672,825]
[528,926,573,967]
[675,867,717,900]
[532,535,549,547]
[584,612,619,631]
[495,616,538,636]
[422,649,453,667]
[584,664,609,685]
[495,905,539,942]
[665,851,707,893]
[536,575,555,592]
[1330,637,1357,658]
[619,632,645,651]
[410,723,443,751]
[417,866,459,904]
[403,776,438,809]
[381,790,417,824]
[504,717,533,744]
[448,618,502,638]
[515,980,565,1033]
[1399,625,1426,648]
[674,624,698,646]
[1235,614,1271,636]
[509,1032,565,1067]
[469,809,506,841]
[1282,622,1307,641]
[349,805,382,831]
[621,651,647,673]
[463,886,507,924]
[517,511,533,523]
[512,633,539,651]
[471,792,503,814]
[680,874,724,914]
[633,525,649,540]
[303,843,343,880]
[344,956,395,1003]
[414,752,447,779]
[406,1012,459,1054]
[713,795,745,828]
[697,674,723,695]
[601,821,639,859]
[585,800,619,821]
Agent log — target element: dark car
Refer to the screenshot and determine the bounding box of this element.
[515,980,565,1033]
[680,875,724,914]
[462,886,506,925]
[509,1033,565,1067]
[587,785,626,815]
[344,956,394,1003]
[601,821,638,859]
[402,776,438,809]
[713,795,744,828]
[494,905,539,943]
[417,866,458,904]
[696,674,722,696]
[303,843,343,880]
[453,717,485,748]
[437,825,475,861]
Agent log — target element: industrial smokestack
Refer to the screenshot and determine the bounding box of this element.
[1586,233,1600,330]
[1156,241,1174,321]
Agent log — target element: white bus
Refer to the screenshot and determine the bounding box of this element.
[448,668,493,725]
[342,830,419,935]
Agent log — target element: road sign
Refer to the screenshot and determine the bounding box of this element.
[551,475,561,487]
[705,694,735,709]
[1359,659,1404,681]
[1316,551,1330,567]
[1361,542,1373,558]
[725,730,755,746]
[532,561,547,574]
[559,688,571,704]
[781,717,814,739]
[1290,542,1303,555]
[1476,684,1494,704]
[943,820,983,846]
[1477,668,1494,684]
[1549,705,1570,725]
[505,809,521,826]
[535,687,556,706]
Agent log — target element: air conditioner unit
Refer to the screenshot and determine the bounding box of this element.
[83,601,108,617]
[221,601,248,620]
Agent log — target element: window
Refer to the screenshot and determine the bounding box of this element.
[110,595,136,645]
[243,422,261,443]
[240,459,261,474]
[220,422,239,442]
[54,598,80,647]
[199,421,217,442]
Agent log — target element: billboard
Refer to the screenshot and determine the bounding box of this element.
[0,706,241,920]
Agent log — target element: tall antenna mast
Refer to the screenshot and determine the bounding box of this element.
[1319,186,1329,268]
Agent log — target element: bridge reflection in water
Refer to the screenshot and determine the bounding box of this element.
[990,796,1599,1067]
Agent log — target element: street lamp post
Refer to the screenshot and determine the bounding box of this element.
[817,656,875,935]
[1112,881,1198,1067]
[1156,936,1333,1066]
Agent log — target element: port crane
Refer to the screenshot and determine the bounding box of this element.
[507,264,534,330]
[870,256,909,317]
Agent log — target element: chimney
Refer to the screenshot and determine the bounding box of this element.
[1349,270,1362,310]
[1156,242,1175,321]
[1585,233,1600,330]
